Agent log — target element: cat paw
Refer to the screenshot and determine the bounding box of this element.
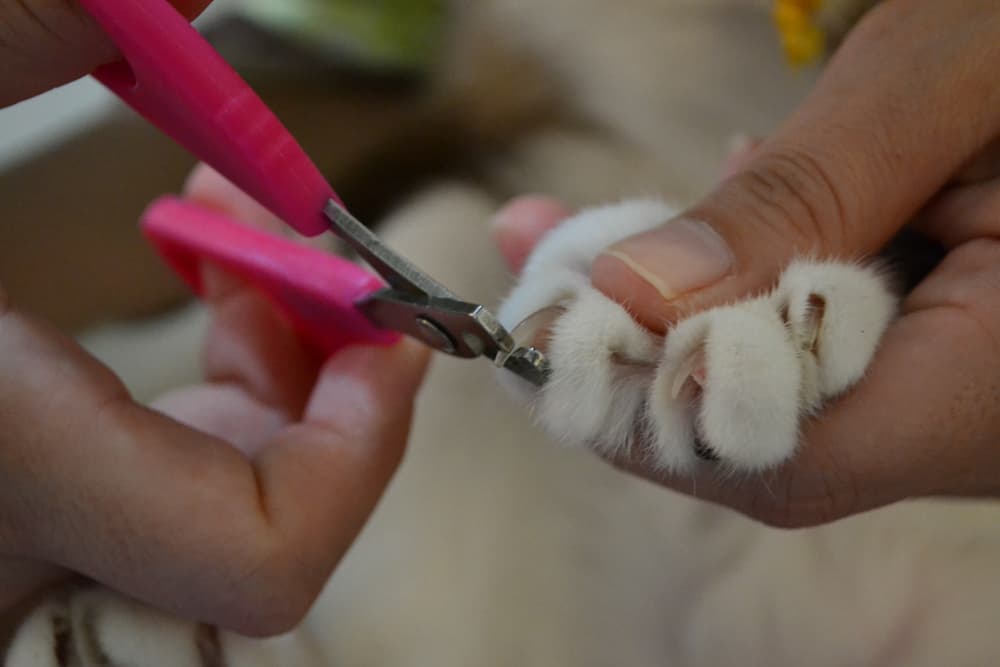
[496,199,673,456]
[496,199,898,474]
[652,260,896,471]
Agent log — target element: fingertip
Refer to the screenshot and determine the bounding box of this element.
[308,339,431,426]
[324,337,431,384]
[182,163,286,233]
[182,163,255,220]
[181,162,223,197]
[490,195,573,272]
[915,179,1000,249]
[370,338,433,396]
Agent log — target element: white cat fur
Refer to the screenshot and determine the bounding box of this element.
[498,198,897,473]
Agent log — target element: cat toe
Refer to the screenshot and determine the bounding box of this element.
[777,260,897,398]
[536,289,659,454]
[651,299,804,473]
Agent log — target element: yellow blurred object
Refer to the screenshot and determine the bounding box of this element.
[773,0,826,66]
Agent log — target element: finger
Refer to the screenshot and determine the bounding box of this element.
[149,284,319,455]
[183,164,286,234]
[0,298,42,609]
[627,239,1000,527]
[0,0,213,107]
[490,195,574,272]
[0,307,429,636]
[201,277,319,415]
[150,383,287,457]
[0,558,68,613]
[183,163,334,251]
[181,164,344,419]
[592,1,1000,332]
[916,178,1000,248]
[951,136,1000,186]
[255,340,430,599]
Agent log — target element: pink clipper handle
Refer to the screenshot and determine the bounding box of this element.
[142,197,399,355]
[80,0,337,237]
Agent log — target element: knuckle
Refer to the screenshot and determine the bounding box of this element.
[734,148,853,256]
[220,544,323,637]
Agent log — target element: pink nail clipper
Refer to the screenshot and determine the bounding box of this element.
[78,0,548,386]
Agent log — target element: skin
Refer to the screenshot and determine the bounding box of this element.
[492,0,1000,529]
[0,0,430,637]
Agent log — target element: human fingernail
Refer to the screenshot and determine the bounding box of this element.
[601,219,734,301]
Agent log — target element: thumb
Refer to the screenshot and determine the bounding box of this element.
[592,0,1000,330]
[0,0,212,107]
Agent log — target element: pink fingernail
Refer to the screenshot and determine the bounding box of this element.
[601,219,734,300]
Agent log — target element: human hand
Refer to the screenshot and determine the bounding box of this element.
[0,0,213,107]
[491,0,1000,528]
[0,162,430,635]
[1,0,430,638]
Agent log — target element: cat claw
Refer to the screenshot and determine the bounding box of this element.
[670,347,706,400]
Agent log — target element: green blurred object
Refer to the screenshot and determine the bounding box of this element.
[241,0,448,73]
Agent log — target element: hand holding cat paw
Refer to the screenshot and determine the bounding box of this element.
[492,1,1000,528]
[493,191,1000,528]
